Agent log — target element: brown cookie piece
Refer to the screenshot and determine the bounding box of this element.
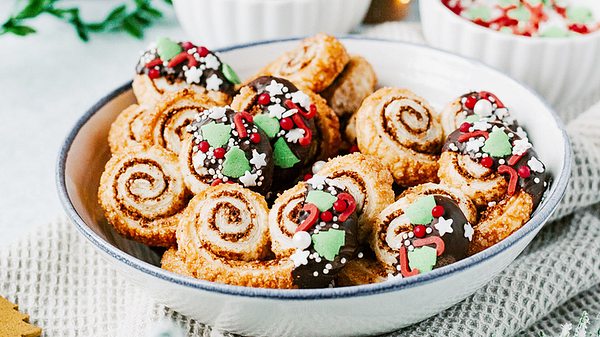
[0,296,42,337]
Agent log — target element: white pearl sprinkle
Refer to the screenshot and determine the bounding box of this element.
[292,231,311,250]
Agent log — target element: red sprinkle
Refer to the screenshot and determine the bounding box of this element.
[518,165,531,178]
[291,114,312,146]
[233,111,254,139]
[211,179,222,186]
[199,141,209,153]
[464,95,478,109]
[333,199,347,213]
[413,225,426,238]
[167,52,198,68]
[181,41,195,50]
[284,100,316,119]
[336,193,356,222]
[320,211,333,222]
[198,46,209,57]
[431,205,445,218]
[498,165,518,196]
[280,117,293,130]
[213,148,226,159]
[349,144,359,153]
[250,133,261,144]
[480,156,494,168]
[413,236,445,256]
[459,122,471,133]
[257,93,271,105]
[480,91,505,108]
[296,203,319,233]
[145,58,163,69]
[569,24,589,34]
[399,246,419,277]
[508,152,525,166]
[303,173,313,181]
[458,130,489,143]
[148,68,161,79]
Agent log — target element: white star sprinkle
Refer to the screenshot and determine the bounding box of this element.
[464,223,474,241]
[267,104,286,119]
[203,54,220,70]
[465,137,485,153]
[192,152,206,169]
[512,138,532,155]
[290,91,311,110]
[265,80,284,96]
[307,175,327,190]
[472,120,491,131]
[205,74,223,91]
[184,67,203,84]
[516,126,529,140]
[528,157,545,173]
[208,107,227,120]
[290,249,310,267]
[239,171,258,187]
[285,128,305,143]
[434,217,454,236]
[250,150,267,168]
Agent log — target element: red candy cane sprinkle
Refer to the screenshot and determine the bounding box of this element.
[145,58,163,69]
[399,246,419,277]
[413,236,446,256]
[233,111,254,139]
[167,52,198,68]
[508,152,526,166]
[291,114,312,146]
[296,203,319,233]
[498,165,518,196]
[458,130,489,143]
[336,193,356,222]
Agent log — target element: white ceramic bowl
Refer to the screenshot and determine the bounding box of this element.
[57,37,571,337]
[420,0,600,106]
[173,0,371,48]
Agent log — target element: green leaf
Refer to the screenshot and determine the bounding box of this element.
[104,5,127,22]
[142,6,163,18]
[3,24,36,36]
[122,16,143,39]
[15,0,46,19]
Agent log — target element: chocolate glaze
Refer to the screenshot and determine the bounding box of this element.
[136,41,235,96]
[247,76,318,191]
[187,108,274,194]
[292,181,359,288]
[443,121,549,208]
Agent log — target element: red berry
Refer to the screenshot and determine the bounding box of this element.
[303,173,313,181]
[459,122,471,133]
[148,68,161,79]
[199,140,209,152]
[320,211,333,222]
[250,133,261,144]
[413,225,426,238]
[480,156,494,168]
[257,93,271,105]
[198,46,209,57]
[181,41,195,50]
[464,95,478,109]
[213,147,226,159]
[280,117,293,130]
[518,165,531,178]
[333,199,347,213]
[431,205,445,218]
[349,144,359,153]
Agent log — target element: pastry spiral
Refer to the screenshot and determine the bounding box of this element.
[168,184,296,288]
[146,89,217,154]
[268,183,308,258]
[355,88,444,186]
[316,153,395,243]
[108,104,153,154]
[372,183,476,277]
[251,34,350,93]
[98,145,188,247]
[133,38,238,106]
[321,55,377,118]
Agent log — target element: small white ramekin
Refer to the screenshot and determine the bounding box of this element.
[173,0,371,48]
[420,0,600,106]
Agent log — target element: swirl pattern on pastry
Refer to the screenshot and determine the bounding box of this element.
[167,184,295,288]
[372,184,476,277]
[269,183,308,258]
[252,34,350,93]
[355,88,444,186]
[98,144,188,247]
[316,153,395,243]
[146,89,217,154]
[108,104,153,154]
[179,106,274,195]
[320,55,377,118]
[133,37,239,106]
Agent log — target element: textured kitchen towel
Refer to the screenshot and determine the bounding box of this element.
[2,23,600,337]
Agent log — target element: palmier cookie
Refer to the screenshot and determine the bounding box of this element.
[108,104,153,154]
[98,144,188,247]
[251,33,350,93]
[179,106,274,195]
[355,88,444,186]
[133,37,239,106]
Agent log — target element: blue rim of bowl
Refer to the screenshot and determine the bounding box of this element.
[56,36,572,300]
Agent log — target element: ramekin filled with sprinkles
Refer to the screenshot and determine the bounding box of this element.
[420,0,600,105]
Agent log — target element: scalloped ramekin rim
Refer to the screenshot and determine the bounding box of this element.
[56,36,572,301]
[427,0,600,43]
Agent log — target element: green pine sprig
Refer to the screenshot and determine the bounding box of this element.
[1,0,172,41]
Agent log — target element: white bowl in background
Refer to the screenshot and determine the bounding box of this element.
[57,37,570,337]
[420,0,600,106]
[173,0,371,48]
